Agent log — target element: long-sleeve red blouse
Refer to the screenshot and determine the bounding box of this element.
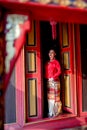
[45,59,61,81]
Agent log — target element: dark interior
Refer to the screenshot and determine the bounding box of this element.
[80,24,87,112]
[40,21,61,117]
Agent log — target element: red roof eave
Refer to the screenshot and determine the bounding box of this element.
[0,0,87,24]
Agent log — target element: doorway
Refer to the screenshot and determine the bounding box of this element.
[40,21,61,118]
[80,24,87,112]
[25,21,77,122]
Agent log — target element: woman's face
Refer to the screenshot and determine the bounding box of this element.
[48,50,56,61]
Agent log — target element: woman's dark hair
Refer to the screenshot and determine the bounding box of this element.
[48,47,56,54]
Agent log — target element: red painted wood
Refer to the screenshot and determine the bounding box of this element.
[1,1,87,24]
[28,117,86,130]
[68,24,77,114]
[16,50,26,127]
[25,21,42,122]
[75,25,82,117]
[70,24,77,115]
[75,25,87,117]
[4,123,21,130]
[13,116,87,130]
[59,23,77,114]
[4,114,87,130]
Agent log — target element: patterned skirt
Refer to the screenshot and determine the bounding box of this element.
[47,80,62,117]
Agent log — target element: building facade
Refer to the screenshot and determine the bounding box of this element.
[0,0,87,130]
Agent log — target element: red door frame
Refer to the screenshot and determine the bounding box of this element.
[75,25,87,117]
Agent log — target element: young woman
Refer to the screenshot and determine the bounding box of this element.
[45,49,62,117]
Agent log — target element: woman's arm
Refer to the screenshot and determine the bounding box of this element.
[53,61,61,79]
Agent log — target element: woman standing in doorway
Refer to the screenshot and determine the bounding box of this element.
[45,49,62,117]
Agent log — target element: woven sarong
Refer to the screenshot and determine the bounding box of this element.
[47,80,62,117]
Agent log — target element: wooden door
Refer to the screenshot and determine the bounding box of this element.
[59,23,77,114]
[25,21,42,122]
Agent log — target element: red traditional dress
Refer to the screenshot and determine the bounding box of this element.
[45,59,62,117]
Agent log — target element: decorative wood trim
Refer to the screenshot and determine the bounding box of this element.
[62,23,69,47]
[63,52,70,70]
[28,78,37,117]
[27,21,36,46]
[64,75,71,108]
[26,51,36,73]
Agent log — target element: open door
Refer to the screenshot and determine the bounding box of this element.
[59,23,77,114]
[25,21,42,122]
